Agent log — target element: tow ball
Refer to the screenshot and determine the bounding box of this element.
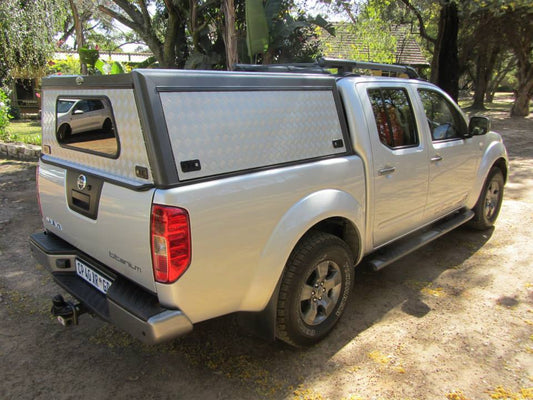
[51,295,86,327]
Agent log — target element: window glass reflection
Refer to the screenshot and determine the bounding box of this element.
[56,97,119,157]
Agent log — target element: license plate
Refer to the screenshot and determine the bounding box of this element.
[75,259,112,294]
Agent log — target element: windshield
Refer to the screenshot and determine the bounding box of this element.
[57,100,76,114]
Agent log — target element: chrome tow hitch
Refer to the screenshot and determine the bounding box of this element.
[51,295,86,327]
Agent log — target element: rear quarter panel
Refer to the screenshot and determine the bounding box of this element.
[153,157,365,323]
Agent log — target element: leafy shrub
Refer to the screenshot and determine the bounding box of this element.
[9,105,21,120]
[0,90,13,140]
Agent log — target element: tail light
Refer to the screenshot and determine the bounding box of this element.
[150,205,191,283]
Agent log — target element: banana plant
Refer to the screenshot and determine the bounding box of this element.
[245,0,335,62]
[94,59,126,75]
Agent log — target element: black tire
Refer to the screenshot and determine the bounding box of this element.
[469,167,504,230]
[102,118,112,134]
[276,232,354,347]
[57,124,71,142]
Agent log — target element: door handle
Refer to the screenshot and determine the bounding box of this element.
[431,155,443,162]
[378,166,396,176]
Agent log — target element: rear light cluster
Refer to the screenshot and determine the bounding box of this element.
[150,205,191,283]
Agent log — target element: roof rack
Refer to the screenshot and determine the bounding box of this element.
[233,62,327,74]
[234,57,419,79]
[317,58,419,79]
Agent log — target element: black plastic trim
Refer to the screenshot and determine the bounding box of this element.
[31,231,74,254]
[53,272,111,321]
[131,71,180,187]
[332,82,355,154]
[107,278,167,322]
[65,169,104,219]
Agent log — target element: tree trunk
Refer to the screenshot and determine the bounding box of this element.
[485,90,495,104]
[162,10,180,68]
[510,91,530,116]
[68,0,87,74]
[436,1,459,101]
[97,2,177,68]
[510,77,533,117]
[429,41,439,84]
[471,59,488,110]
[471,45,499,110]
[222,0,238,70]
[509,52,532,117]
[486,56,515,103]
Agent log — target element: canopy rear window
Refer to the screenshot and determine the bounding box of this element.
[55,96,120,158]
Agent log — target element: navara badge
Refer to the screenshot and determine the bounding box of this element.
[77,174,87,190]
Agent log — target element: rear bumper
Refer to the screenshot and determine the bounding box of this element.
[30,231,193,344]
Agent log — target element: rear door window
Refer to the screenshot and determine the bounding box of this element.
[368,88,419,149]
[55,96,119,158]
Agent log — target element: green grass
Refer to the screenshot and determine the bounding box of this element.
[3,120,42,145]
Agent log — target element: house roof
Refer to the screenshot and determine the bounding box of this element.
[321,23,430,67]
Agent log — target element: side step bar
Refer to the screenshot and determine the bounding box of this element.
[368,209,474,271]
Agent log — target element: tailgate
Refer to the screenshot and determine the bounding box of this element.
[38,75,156,292]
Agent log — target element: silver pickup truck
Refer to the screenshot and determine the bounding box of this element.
[30,59,508,347]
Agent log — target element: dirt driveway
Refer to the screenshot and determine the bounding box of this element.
[1,110,532,400]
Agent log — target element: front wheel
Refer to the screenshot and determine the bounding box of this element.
[469,167,504,230]
[276,232,354,347]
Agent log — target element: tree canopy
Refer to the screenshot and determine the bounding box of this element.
[95,0,329,69]
[0,0,67,85]
[327,0,532,115]
[1,0,531,115]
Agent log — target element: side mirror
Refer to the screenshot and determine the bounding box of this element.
[468,116,491,136]
[73,109,84,115]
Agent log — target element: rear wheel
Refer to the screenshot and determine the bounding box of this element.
[276,232,354,347]
[102,118,112,134]
[470,167,504,230]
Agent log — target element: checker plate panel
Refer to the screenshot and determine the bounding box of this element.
[160,90,346,181]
